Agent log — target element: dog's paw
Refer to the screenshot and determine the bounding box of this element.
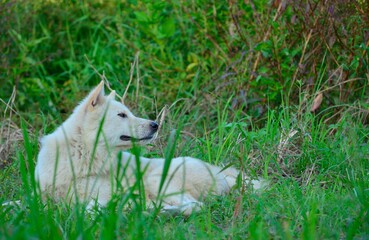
[161,201,203,216]
[161,205,182,215]
[250,178,269,191]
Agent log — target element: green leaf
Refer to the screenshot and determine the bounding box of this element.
[134,11,150,23]
[158,17,175,38]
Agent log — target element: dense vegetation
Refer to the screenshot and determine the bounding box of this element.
[1,0,368,239]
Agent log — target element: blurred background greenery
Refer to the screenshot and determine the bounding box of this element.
[1,0,368,130]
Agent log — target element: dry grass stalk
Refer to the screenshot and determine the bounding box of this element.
[1,87,27,168]
[123,51,139,104]
[277,129,299,165]
[156,105,168,136]
[303,163,316,186]
[0,119,24,168]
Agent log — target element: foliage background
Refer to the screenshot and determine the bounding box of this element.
[1,0,368,125]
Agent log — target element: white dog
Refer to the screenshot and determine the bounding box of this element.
[34,81,263,215]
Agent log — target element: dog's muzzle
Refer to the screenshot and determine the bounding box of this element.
[120,121,159,142]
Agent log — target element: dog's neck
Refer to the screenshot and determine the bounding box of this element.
[54,112,120,176]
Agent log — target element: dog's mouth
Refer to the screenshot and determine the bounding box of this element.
[120,134,155,142]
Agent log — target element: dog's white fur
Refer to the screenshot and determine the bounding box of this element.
[34,82,263,215]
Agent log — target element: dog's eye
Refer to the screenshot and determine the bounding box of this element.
[118,113,127,118]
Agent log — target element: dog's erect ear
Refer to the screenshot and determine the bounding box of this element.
[107,90,116,100]
[86,81,105,111]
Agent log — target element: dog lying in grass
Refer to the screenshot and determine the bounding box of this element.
[34,81,264,215]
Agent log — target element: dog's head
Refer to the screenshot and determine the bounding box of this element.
[77,81,158,149]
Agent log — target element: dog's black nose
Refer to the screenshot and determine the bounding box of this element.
[150,121,159,130]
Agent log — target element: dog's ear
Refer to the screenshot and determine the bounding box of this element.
[86,81,105,111]
[107,90,116,100]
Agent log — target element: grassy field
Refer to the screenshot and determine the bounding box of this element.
[1,0,369,239]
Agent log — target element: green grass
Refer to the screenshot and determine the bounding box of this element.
[1,105,368,239]
[1,0,369,239]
